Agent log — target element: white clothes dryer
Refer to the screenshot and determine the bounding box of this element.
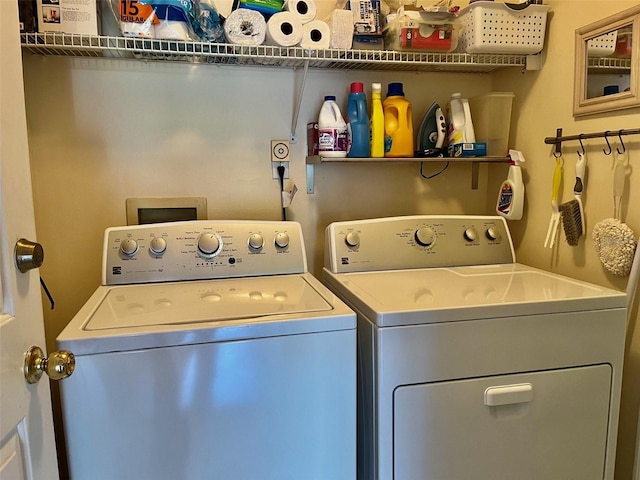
[322,215,627,480]
[57,220,356,480]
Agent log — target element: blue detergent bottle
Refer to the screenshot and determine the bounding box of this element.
[346,82,371,157]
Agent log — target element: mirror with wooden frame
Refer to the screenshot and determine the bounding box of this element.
[574,5,640,117]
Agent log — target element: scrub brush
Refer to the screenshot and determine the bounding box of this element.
[559,151,586,246]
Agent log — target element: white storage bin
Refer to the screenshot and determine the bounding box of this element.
[587,31,616,57]
[456,1,550,54]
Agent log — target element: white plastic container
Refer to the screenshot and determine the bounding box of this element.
[455,1,550,54]
[318,95,348,158]
[469,92,514,157]
[446,92,475,146]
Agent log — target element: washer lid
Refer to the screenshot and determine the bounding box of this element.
[58,274,355,354]
[324,264,627,327]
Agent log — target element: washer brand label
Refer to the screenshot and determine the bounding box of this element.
[341,257,349,265]
[112,266,122,275]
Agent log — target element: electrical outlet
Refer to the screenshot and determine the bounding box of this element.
[272,162,290,180]
[271,140,290,163]
[271,140,290,179]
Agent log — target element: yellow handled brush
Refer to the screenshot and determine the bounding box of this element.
[544,155,563,248]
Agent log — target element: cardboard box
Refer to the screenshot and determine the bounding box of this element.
[447,142,487,158]
[36,0,100,35]
[307,122,319,156]
[349,0,381,36]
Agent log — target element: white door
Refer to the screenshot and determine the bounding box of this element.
[0,2,61,479]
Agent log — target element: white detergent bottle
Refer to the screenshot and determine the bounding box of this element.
[496,149,525,220]
[318,95,348,158]
[447,92,476,145]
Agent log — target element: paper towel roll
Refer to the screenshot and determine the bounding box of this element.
[284,0,317,24]
[224,8,267,45]
[300,19,330,50]
[155,20,190,41]
[265,11,304,47]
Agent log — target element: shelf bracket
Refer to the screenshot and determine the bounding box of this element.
[306,155,318,194]
[290,59,310,143]
[471,162,480,190]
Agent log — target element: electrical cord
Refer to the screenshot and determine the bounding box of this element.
[277,164,287,221]
[420,161,450,179]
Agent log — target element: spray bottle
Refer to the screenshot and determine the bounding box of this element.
[496,149,525,220]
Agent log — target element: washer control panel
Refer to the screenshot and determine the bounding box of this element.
[325,215,516,273]
[103,220,306,285]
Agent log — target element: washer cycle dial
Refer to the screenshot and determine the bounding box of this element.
[414,227,435,247]
[248,233,264,250]
[464,228,478,242]
[120,238,138,257]
[197,233,221,258]
[149,237,167,255]
[345,231,360,248]
[486,227,501,241]
[274,232,290,249]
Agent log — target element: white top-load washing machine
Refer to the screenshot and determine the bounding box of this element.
[322,215,627,480]
[57,220,356,480]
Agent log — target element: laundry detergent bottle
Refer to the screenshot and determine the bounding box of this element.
[318,95,347,158]
[447,92,476,146]
[369,82,385,158]
[383,82,414,157]
[346,82,370,158]
[496,149,525,220]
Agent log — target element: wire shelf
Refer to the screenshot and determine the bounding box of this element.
[588,56,632,74]
[21,33,528,73]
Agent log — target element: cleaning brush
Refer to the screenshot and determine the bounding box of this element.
[559,150,586,246]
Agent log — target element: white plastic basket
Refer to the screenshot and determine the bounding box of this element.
[586,31,617,57]
[456,1,551,54]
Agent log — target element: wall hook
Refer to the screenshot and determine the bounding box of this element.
[603,131,612,155]
[617,130,626,154]
[578,134,585,155]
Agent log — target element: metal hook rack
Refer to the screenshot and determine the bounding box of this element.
[544,128,640,153]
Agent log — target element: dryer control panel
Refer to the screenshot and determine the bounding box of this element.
[325,215,516,273]
[102,220,307,285]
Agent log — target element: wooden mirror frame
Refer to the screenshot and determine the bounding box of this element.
[574,5,640,117]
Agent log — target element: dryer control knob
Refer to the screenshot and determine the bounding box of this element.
[120,238,138,256]
[464,228,478,242]
[274,232,290,249]
[486,227,501,241]
[149,237,167,255]
[198,233,221,257]
[414,227,435,247]
[345,231,360,248]
[248,233,264,250]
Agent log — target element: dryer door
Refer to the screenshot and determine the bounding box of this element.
[394,365,611,480]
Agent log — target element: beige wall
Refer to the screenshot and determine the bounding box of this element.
[492,2,640,479]
[22,0,640,478]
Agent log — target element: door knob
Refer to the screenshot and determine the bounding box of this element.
[24,346,75,384]
[15,238,44,273]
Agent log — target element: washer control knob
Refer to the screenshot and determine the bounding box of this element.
[274,232,290,249]
[198,233,221,256]
[120,238,138,256]
[248,233,264,250]
[149,237,167,255]
[414,227,435,247]
[464,228,478,242]
[345,231,360,248]
[486,227,501,241]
